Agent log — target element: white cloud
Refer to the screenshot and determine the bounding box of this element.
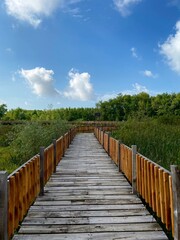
[11,70,19,82]
[20,67,60,97]
[131,47,138,58]
[5,0,81,27]
[98,83,159,102]
[130,47,141,59]
[98,92,118,102]
[19,67,95,101]
[6,47,13,53]
[168,0,180,9]
[113,0,142,16]
[141,70,157,78]
[122,83,149,95]
[97,84,150,101]
[63,7,81,17]
[159,21,180,74]
[133,83,149,92]
[64,69,94,101]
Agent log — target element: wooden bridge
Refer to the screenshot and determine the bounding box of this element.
[12,132,168,239]
[0,125,180,239]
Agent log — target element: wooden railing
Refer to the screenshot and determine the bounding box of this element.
[75,125,117,133]
[8,155,40,238]
[94,127,180,240]
[0,128,77,240]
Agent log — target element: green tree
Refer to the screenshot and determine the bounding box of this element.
[0,104,7,119]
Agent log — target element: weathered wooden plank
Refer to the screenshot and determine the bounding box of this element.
[13,232,168,240]
[43,188,132,194]
[26,209,149,218]
[50,175,126,179]
[19,223,163,233]
[29,203,146,211]
[45,181,129,186]
[29,204,146,212]
[22,215,157,225]
[33,198,142,205]
[35,194,139,201]
[43,185,131,190]
[19,222,161,233]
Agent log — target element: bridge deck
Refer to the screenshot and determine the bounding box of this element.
[13,133,168,240]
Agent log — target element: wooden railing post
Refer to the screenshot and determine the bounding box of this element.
[40,147,45,196]
[0,171,8,240]
[108,133,111,155]
[102,130,104,148]
[118,141,121,172]
[132,145,137,194]
[63,134,65,157]
[53,139,57,173]
[98,128,100,142]
[69,128,72,144]
[99,128,101,142]
[171,165,180,240]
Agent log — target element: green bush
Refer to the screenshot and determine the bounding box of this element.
[0,125,13,147]
[0,146,19,174]
[9,120,70,166]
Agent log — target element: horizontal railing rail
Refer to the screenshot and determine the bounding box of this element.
[94,127,180,240]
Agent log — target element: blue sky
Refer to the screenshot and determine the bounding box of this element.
[0,0,180,110]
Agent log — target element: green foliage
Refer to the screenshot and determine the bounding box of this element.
[0,124,13,147]
[112,118,180,170]
[3,107,97,121]
[0,146,18,174]
[0,104,7,119]
[9,120,70,166]
[2,92,180,122]
[0,120,70,172]
[96,92,180,121]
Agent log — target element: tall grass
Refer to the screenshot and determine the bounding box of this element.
[0,120,71,173]
[0,125,18,173]
[0,146,19,173]
[112,117,180,170]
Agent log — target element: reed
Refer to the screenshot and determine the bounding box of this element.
[112,118,180,170]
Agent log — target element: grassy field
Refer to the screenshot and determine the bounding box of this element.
[112,117,180,170]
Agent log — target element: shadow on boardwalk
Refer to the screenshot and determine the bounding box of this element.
[13,133,168,240]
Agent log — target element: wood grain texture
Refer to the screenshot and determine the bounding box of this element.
[13,133,168,240]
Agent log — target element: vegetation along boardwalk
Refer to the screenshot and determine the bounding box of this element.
[13,133,168,240]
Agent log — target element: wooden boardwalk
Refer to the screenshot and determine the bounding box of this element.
[13,133,168,240]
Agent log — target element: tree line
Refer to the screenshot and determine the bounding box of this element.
[96,92,180,121]
[0,92,180,121]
